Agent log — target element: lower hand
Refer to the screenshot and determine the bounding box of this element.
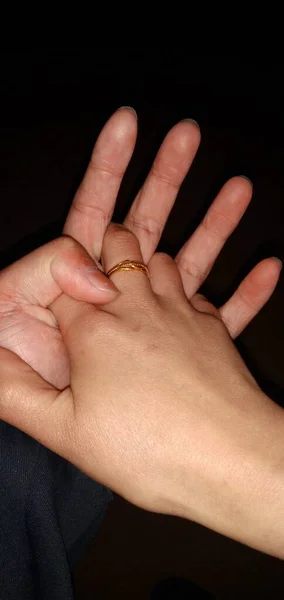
[1,224,283,560]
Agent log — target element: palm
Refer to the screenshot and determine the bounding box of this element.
[0,109,280,389]
[0,297,68,388]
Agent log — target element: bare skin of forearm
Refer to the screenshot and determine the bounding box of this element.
[170,389,284,560]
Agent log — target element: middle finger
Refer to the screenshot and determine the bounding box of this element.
[124,119,201,263]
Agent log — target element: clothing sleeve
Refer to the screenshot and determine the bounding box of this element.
[0,420,112,600]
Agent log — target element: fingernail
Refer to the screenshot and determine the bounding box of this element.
[181,118,200,129]
[84,268,120,294]
[272,257,283,270]
[118,106,137,118]
[238,175,253,185]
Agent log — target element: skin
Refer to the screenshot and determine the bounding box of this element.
[0,223,284,561]
[0,108,281,390]
[0,108,283,559]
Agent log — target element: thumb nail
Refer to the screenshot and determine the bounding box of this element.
[84,267,120,294]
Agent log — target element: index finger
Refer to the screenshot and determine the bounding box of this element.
[63,107,138,260]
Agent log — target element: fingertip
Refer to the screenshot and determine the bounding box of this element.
[180,117,200,131]
[112,105,137,126]
[104,106,138,147]
[248,256,282,291]
[157,119,201,170]
[260,257,282,288]
[117,106,137,119]
[238,175,253,187]
[228,175,253,197]
[174,118,201,149]
[271,257,283,271]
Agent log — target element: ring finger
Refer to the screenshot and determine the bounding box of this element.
[101,224,152,300]
[175,176,253,298]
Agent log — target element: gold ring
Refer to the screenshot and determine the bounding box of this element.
[107,259,150,279]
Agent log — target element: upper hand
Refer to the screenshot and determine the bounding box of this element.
[0,108,281,388]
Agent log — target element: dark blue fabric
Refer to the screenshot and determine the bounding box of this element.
[0,420,112,599]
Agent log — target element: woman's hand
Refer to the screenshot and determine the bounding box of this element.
[0,108,281,388]
[1,224,284,560]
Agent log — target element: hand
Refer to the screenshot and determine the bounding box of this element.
[1,224,283,559]
[0,108,281,388]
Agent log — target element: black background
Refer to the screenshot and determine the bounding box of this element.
[1,50,284,598]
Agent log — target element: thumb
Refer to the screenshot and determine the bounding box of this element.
[0,235,119,309]
[0,347,73,457]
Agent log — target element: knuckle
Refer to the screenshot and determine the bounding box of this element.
[152,252,173,269]
[192,294,221,320]
[66,309,118,349]
[60,307,93,347]
[194,292,206,302]
[105,223,137,247]
[156,252,173,265]
[176,256,202,281]
[127,214,162,239]
[59,235,79,251]
[52,236,80,259]
[74,194,112,224]
[205,309,223,327]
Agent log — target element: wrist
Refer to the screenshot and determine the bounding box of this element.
[167,388,284,559]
